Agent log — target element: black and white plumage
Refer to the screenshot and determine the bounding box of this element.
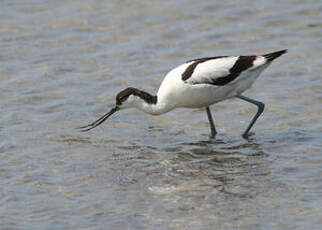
[78,49,287,138]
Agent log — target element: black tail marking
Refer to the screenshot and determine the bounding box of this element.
[263,49,287,62]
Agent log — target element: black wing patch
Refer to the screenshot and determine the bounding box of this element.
[182,55,256,86]
[182,56,227,81]
[212,56,256,85]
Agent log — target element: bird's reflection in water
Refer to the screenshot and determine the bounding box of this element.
[158,138,271,199]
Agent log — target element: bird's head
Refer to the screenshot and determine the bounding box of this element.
[115,87,142,109]
[77,87,156,131]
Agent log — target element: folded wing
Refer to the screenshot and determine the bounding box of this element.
[182,55,259,86]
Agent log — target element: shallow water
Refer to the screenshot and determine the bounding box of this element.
[1,0,322,229]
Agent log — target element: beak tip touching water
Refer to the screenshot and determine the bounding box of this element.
[76,107,118,132]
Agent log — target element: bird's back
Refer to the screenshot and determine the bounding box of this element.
[157,50,287,108]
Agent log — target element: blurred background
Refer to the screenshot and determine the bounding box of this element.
[0,0,321,229]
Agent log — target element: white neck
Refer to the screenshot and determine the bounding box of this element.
[133,96,173,115]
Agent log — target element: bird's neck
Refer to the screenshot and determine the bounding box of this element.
[131,90,173,115]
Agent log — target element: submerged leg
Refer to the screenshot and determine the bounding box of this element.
[236,95,265,138]
[206,106,217,138]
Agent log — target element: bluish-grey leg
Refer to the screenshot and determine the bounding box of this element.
[236,95,265,138]
[206,107,217,138]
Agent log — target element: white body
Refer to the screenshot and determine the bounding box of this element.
[134,56,269,115]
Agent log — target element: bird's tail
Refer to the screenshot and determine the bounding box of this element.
[262,49,287,62]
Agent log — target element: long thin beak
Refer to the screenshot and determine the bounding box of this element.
[77,107,118,132]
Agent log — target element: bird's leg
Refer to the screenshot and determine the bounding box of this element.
[236,95,265,138]
[206,107,217,138]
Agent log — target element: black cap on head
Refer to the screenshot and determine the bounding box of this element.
[116,87,157,106]
[116,87,137,106]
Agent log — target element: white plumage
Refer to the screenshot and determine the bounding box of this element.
[78,49,287,138]
[185,57,238,84]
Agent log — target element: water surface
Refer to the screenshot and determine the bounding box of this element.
[1,0,322,229]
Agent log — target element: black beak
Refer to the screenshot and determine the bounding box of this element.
[77,107,118,132]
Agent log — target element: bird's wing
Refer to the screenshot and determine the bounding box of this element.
[182,55,261,86]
